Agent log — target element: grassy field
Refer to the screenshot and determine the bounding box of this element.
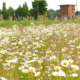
[0,22,80,80]
[0,17,80,27]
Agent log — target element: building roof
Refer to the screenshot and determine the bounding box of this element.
[59,4,76,6]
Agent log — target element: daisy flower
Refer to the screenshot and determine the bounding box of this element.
[22,69,29,73]
[61,60,69,67]
[29,67,36,73]
[35,72,41,77]
[71,65,79,70]
[54,66,61,71]
[71,73,78,77]
[52,70,65,77]
[68,59,73,65]
[50,56,56,61]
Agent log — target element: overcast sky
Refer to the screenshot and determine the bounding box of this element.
[0,0,79,11]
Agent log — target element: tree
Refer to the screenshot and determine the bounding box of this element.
[15,7,28,18]
[54,13,60,17]
[18,5,22,8]
[0,9,1,14]
[3,7,15,20]
[23,2,29,11]
[23,2,29,15]
[8,7,14,15]
[3,11,11,20]
[2,2,7,11]
[31,0,48,19]
[75,11,80,16]
[47,9,60,19]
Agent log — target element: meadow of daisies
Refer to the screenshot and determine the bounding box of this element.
[0,23,80,80]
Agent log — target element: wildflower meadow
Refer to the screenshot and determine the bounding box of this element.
[0,23,80,80]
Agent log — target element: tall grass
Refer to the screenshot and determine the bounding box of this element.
[0,17,80,27]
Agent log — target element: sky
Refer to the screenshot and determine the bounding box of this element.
[0,0,79,11]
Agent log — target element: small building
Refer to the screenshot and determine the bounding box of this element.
[59,4,75,20]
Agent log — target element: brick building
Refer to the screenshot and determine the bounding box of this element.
[59,4,75,20]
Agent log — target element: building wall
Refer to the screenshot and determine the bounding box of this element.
[60,5,75,19]
[68,5,75,18]
[60,6,68,18]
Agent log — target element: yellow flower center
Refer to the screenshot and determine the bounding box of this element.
[63,62,67,65]
[37,74,40,76]
[53,58,55,60]
[69,61,71,64]
[74,67,77,69]
[39,61,41,63]
[2,52,3,53]
[56,68,59,70]
[56,74,59,76]
[63,50,65,52]
[30,69,33,72]
[24,65,26,67]
[28,52,30,53]
[20,67,22,69]
[38,46,40,47]
[24,71,27,73]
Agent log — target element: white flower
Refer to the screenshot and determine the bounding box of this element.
[31,22,34,25]
[71,73,78,77]
[19,40,22,45]
[52,71,60,76]
[50,56,56,61]
[46,50,52,54]
[35,50,38,53]
[35,72,40,77]
[59,70,65,77]
[5,58,18,63]
[26,51,31,57]
[61,60,69,67]
[71,65,79,70]
[29,67,36,73]
[77,45,80,49]
[22,69,29,73]
[18,66,24,70]
[36,37,39,40]
[0,77,7,80]
[61,48,66,52]
[52,70,65,77]
[68,59,73,65]
[0,50,5,54]
[19,53,23,56]
[54,66,61,71]
[37,60,43,64]
[26,51,31,55]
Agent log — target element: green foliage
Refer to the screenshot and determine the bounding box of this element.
[23,2,29,11]
[3,7,14,20]
[31,0,48,19]
[75,11,80,16]
[3,11,11,20]
[15,7,28,18]
[8,7,14,16]
[0,9,1,14]
[23,2,29,16]
[54,13,60,17]
[8,7,14,12]
[2,2,7,11]
[47,9,60,19]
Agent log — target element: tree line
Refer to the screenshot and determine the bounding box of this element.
[0,0,79,20]
[0,0,61,20]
